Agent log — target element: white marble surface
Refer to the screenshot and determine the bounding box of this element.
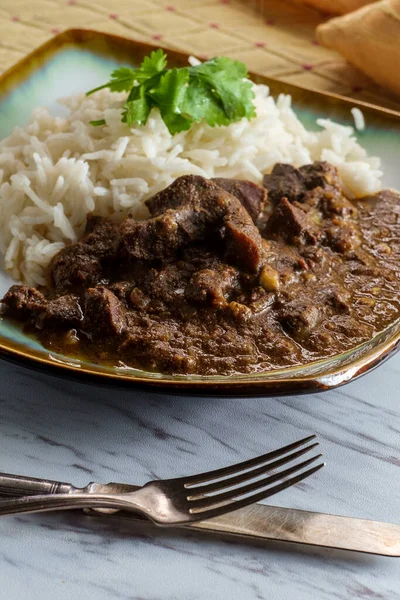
[0,353,399,600]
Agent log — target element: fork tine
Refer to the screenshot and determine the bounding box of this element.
[188,454,323,509]
[190,462,325,518]
[186,442,319,498]
[183,435,317,487]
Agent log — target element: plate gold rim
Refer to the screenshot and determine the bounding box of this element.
[1,320,399,392]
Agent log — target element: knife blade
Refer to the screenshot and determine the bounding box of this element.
[189,504,400,556]
[86,483,400,557]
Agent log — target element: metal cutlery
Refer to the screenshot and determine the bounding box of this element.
[0,435,323,524]
[0,435,398,557]
[0,462,398,557]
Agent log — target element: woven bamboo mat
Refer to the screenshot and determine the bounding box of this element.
[0,0,399,111]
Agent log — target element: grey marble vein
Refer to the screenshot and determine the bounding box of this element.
[0,353,399,600]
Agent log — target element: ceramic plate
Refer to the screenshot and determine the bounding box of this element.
[1,28,399,395]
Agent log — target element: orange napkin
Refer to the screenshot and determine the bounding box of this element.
[317,0,400,97]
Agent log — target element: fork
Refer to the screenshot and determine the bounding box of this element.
[0,435,323,525]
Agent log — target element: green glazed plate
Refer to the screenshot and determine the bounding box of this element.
[0,29,399,395]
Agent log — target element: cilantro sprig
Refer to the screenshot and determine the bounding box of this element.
[86,49,256,134]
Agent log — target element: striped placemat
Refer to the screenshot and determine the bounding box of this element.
[0,0,399,111]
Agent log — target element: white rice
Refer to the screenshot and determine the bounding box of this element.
[0,85,382,286]
[351,107,366,131]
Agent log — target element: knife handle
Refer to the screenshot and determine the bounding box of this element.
[0,472,73,498]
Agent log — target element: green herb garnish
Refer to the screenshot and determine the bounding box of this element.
[87,49,256,134]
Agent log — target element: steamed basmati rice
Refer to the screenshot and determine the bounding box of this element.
[351,107,366,131]
[0,85,382,286]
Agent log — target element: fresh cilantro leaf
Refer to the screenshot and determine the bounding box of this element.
[192,57,255,122]
[135,49,167,82]
[86,67,136,96]
[122,86,152,127]
[86,50,256,134]
[182,75,228,127]
[148,68,192,134]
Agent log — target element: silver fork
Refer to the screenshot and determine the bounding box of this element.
[0,435,323,525]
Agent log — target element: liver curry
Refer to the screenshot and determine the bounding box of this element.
[2,162,400,375]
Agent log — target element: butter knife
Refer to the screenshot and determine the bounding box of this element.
[0,472,398,556]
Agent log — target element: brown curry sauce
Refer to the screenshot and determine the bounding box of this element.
[2,162,400,375]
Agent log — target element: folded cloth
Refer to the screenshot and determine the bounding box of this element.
[291,0,377,14]
[317,0,400,97]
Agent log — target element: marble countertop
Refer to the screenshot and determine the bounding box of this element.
[0,353,399,600]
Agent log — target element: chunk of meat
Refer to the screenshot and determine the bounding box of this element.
[143,263,192,305]
[109,281,134,301]
[319,194,357,218]
[263,161,341,205]
[123,175,266,272]
[324,224,360,254]
[263,164,306,204]
[38,294,83,327]
[267,198,319,245]
[327,287,351,314]
[49,216,120,291]
[83,288,126,336]
[146,175,229,218]
[121,176,230,260]
[50,245,102,291]
[212,178,267,223]
[185,265,238,307]
[81,215,121,259]
[120,208,208,260]
[300,162,340,191]
[1,285,46,319]
[128,287,150,310]
[278,303,320,339]
[223,201,266,272]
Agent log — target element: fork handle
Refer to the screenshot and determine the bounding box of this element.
[0,472,74,498]
[0,491,143,517]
